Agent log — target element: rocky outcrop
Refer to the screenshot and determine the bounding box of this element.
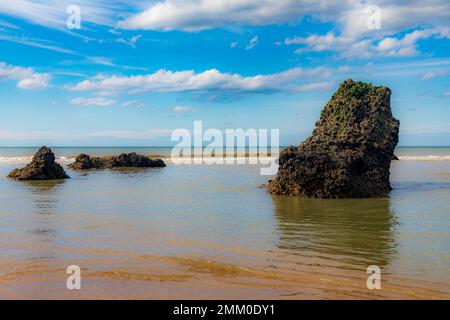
[68,153,166,169]
[8,146,70,180]
[268,79,399,198]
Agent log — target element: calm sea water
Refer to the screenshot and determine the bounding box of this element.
[0,147,449,299]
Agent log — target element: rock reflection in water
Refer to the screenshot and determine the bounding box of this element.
[22,180,65,260]
[272,196,398,269]
[22,180,63,216]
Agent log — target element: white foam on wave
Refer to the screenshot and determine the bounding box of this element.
[0,156,74,166]
[0,156,33,164]
[58,156,75,164]
[398,155,450,161]
[2,154,449,166]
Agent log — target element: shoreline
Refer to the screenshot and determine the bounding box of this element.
[1,248,448,300]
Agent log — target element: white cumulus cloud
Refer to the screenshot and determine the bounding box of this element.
[286,27,450,59]
[0,61,50,89]
[69,67,332,96]
[338,1,450,38]
[70,97,115,106]
[116,0,345,31]
[116,0,450,35]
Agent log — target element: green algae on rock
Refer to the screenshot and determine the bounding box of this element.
[268,79,400,198]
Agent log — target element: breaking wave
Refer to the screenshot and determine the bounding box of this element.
[398,156,450,161]
[1,155,450,165]
[0,156,74,165]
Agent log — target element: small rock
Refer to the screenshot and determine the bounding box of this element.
[8,146,70,180]
[69,153,166,169]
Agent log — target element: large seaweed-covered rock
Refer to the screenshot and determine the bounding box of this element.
[268,79,399,198]
[8,146,70,180]
[69,153,166,169]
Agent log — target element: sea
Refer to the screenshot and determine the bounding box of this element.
[0,146,449,299]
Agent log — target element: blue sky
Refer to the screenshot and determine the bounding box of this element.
[0,0,449,146]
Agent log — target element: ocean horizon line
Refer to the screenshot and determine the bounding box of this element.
[1,145,450,149]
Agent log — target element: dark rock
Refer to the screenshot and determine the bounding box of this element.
[68,154,93,169]
[392,154,399,160]
[69,152,166,169]
[268,79,400,198]
[8,146,70,180]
